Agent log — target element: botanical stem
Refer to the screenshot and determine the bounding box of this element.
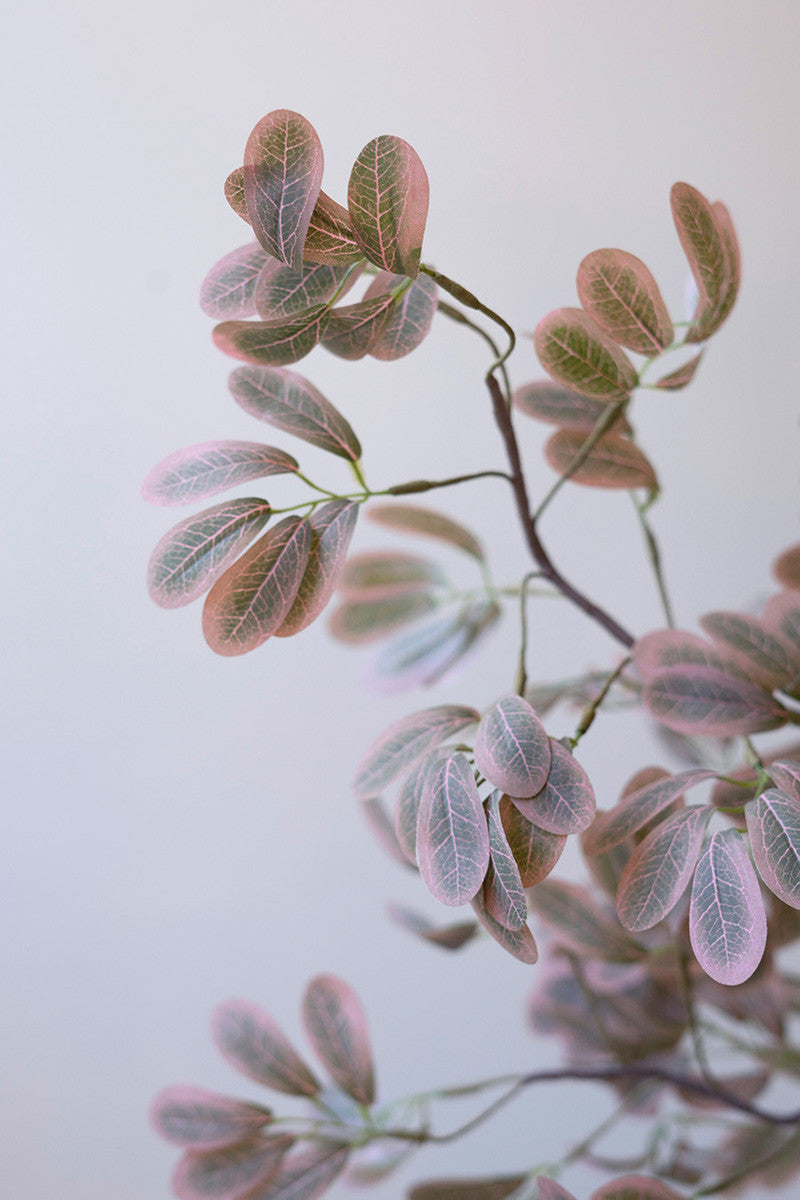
[386,469,512,494]
[514,571,542,696]
[632,492,675,627]
[572,655,632,746]
[437,299,513,403]
[421,266,516,380]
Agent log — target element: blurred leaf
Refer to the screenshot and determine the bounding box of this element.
[690,829,767,985]
[773,543,800,591]
[361,796,416,869]
[353,704,479,799]
[148,498,271,609]
[202,517,312,656]
[417,752,490,906]
[537,1181,579,1200]
[643,666,786,736]
[768,758,800,800]
[470,891,539,963]
[617,806,712,931]
[257,1140,349,1200]
[762,592,800,673]
[584,769,715,856]
[369,600,500,692]
[482,792,528,931]
[339,551,446,597]
[365,270,438,360]
[225,168,248,222]
[368,503,484,562]
[653,350,704,391]
[303,191,364,266]
[394,765,424,863]
[302,975,375,1105]
[213,306,329,367]
[143,442,298,507]
[500,796,566,886]
[211,999,320,1096]
[513,380,632,432]
[150,1086,273,1149]
[254,260,355,321]
[243,110,324,270]
[700,609,798,689]
[473,694,551,800]
[276,501,359,636]
[510,738,596,835]
[200,242,273,320]
[229,365,362,461]
[746,789,800,909]
[528,880,644,962]
[321,294,398,360]
[409,1177,529,1200]
[590,1176,685,1200]
[670,183,740,344]
[347,135,429,277]
[385,901,478,950]
[330,593,438,643]
[533,307,637,401]
[633,628,752,681]
[172,1135,295,1200]
[544,429,657,490]
[576,249,673,355]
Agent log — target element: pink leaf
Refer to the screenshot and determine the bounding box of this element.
[254,259,356,322]
[670,183,740,344]
[746,788,800,909]
[700,609,798,689]
[653,350,704,390]
[513,380,632,432]
[363,271,438,360]
[249,1140,348,1200]
[416,752,490,906]
[143,442,298,507]
[590,1176,685,1200]
[213,306,329,368]
[302,192,364,266]
[150,1085,272,1148]
[528,880,644,962]
[338,551,445,598]
[643,665,786,736]
[385,902,478,950]
[224,168,248,223]
[321,294,397,360]
[360,796,416,870]
[229,365,362,461]
[172,1135,295,1200]
[576,248,673,356]
[470,891,539,964]
[329,593,437,644]
[301,974,375,1105]
[473,695,551,800]
[499,797,566,887]
[690,829,767,985]
[243,111,324,270]
[369,600,500,693]
[482,792,527,931]
[367,503,483,562]
[353,704,480,800]
[347,135,429,278]
[617,806,712,931]
[533,307,637,401]
[409,1177,530,1200]
[544,429,657,490]
[772,543,800,591]
[633,628,750,681]
[509,738,595,835]
[583,769,716,856]
[200,242,274,320]
[275,501,359,637]
[211,999,320,1096]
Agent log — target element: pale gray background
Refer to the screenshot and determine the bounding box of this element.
[3,1,800,1196]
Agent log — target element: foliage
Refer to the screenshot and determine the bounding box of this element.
[145,109,800,1197]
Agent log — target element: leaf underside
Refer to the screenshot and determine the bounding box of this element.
[689,829,767,985]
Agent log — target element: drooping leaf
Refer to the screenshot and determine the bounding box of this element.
[143,442,298,507]
[533,307,638,401]
[482,792,528,931]
[617,806,712,931]
[544,429,657,490]
[385,902,478,950]
[690,829,767,985]
[211,999,320,1096]
[252,1140,348,1200]
[509,738,596,834]
[275,501,358,637]
[321,294,398,360]
[338,551,445,596]
[353,704,480,799]
[172,1135,295,1200]
[700,610,797,689]
[225,168,249,222]
[361,796,416,870]
[148,498,271,609]
[365,271,438,360]
[347,135,429,278]
[408,1177,529,1200]
[583,769,716,856]
[243,110,324,270]
[576,249,673,356]
[150,1086,273,1148]
[654,350,704,391]
[528,880,644,962]
[512,380,632,432]
[367,503,484,562]
[746,788,800,909]
[301,975,375,1105]
[473,694,551,800]
[670,183,740,344]
[200,242,274,320]
[302,192,364,266]
[470,891,539,963]
[369,600,500,692]
[329,593,437,643]
[642,665,786,736]
[202,516,312,656]
[773,543,800,591]
[416,752,490,906]
[590,1176,685,1200]
[213,306,329,367]
[229,365,362,461]
[254,260,355,321]
[499,796,566,886]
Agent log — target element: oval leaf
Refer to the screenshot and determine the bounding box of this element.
[762,591,800,670]
[643,666,786,736]
[360,795,415,869]
[148,498,271,609]
[470,891,538,964]
[545,429,657,490]
[533,307,637,401]
[353,704,480,800]
[368,503,484,562]
[633,628,751,682]
[254,259,355,322]
[321,294,397,360]
[746,788,800,909]
[339,551,445,597]
[243,111,324,270]
[577,249,673,355]
[473,694,551,800]
[143,442,298,507]
[482,792,527,931]
[229,365,361,461]
[366,270,438,360]
[253,1141,348,1200]
[301,975,375,1105]
[510,738,595,834]
[151,1086,272,1149]
[773,543,800,591]
[302,191,364,266]
[202,517,312,656]
[409,1177,529,1200]
[211,999,320,1096]
[347,135,429,278]
[590,1176,685,1200]
[329,593,437,643]
[513,380,632,432]
[499,796,566,887]
[671,183,740,344]
[369,600,500,692]
[213,306,329,368]
[690,829,767,985]
[700,610,798,689]
[416,752,490,906]
[528,880,644,962]
[584,769,716,856]
[173,1135,295,1200]
[200,242,274,320]
[275,501,359,637]
[617,806,712,931]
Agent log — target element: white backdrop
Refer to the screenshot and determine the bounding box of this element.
[3,1,800,1196]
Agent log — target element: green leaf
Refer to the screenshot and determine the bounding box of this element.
[347,135,429,278]
[671,183,740,344]
[416,752,490,906]
[275,501,359,637]
[143,441,298,507]
[353,704,480,800]
[229,365,362,461]
[534,307,638,401]
[329,593,438,644]
[653,350,704,391]
[213,305,329,367]
[148,498,271,609]
[302,191,364,266]
[617,806,712,931]
[576,249,673,356]
[368,503,484,562]
[473,694,551,800]
[224,167,248,222]
[254,260,355,321]
[482,792,527,931]
[510,738,595,835]
[202,516,312,656]
[211,999,321,1096]
[243,110,324,270]
[690,829,767,985]
[301,975,375,1105]
[544,429,657,490]
[200,242,273,320]
[746,788,800,909]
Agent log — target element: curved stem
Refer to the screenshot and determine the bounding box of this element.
[533,398,628,523]
[437,299,513,403]
[514,570,543,696]
[421,265,516,379]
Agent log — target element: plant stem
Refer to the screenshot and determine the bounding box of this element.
[632,492,675,627]
[514,570,542,696]
[572,655,632,746]
[420,266,516,380]
[436,299,513,403]
[533,398,628,522]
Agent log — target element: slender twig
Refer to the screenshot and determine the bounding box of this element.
[632,492,676,627]
[437,299,513,403]
[514,570,543,696]
[386,469,512,495]
[533,398,628,522]
[421,265,516,380]
[572,655,632,746]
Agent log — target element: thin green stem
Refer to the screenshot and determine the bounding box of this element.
[571,655,632,747]
[631,492,675,627]
[514,570,543,696]
[533,397,628,522]
[436,299,513,402]
[421,265,516,380]
[385,469,512,495]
